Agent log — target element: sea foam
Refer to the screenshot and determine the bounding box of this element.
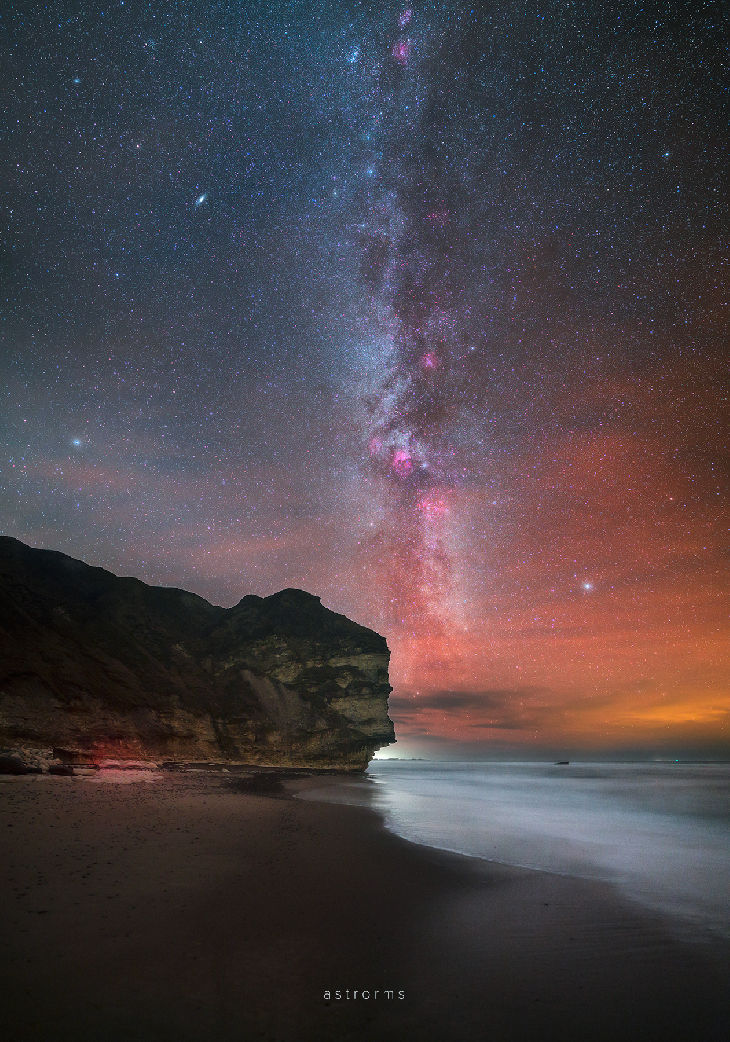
[303,760,730,939]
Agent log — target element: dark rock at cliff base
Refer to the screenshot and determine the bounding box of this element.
[53,748,98,766]
[0,754,31,775]
[0,537,395,770]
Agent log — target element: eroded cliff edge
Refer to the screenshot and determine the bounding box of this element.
[0,537,395,770]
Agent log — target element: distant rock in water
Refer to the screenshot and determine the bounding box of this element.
[0,537,395,770]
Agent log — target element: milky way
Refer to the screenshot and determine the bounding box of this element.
[354,6,474,638]
[2,1,727,758]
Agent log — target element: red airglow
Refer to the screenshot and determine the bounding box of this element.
[343,375,728,756]
[29,370,727,757]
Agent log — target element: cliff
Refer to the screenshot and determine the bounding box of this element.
[0,537,394,770]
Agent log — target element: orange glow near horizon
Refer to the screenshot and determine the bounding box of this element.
[349,377,729,757]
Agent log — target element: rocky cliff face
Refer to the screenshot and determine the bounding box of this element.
[0,537,394,770]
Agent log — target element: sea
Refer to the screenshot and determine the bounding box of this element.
[301,760,730,940]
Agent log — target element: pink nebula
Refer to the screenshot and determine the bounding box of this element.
[392,39,412,65]
[391,449,414,476]
[417,493,450,518]
[368,436,383,456]
[420,351,439,370]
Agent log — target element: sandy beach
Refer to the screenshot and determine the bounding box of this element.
[1,769,728,1042]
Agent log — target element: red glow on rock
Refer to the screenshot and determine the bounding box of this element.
[88,739,141,765]
[391,449,414,476]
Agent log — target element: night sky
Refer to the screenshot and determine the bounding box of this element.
[3,1,727,759]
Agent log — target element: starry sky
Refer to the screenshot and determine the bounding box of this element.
[3,0,728,759]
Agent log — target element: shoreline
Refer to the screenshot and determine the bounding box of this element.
[1,770,728,1041]
[295,772,730,949]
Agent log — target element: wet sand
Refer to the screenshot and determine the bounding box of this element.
[1,770,728,1041]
